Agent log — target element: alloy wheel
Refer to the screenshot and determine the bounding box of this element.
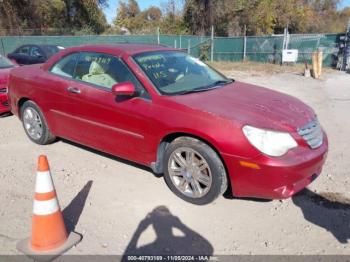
[168,147,212,198]
[23,107,43,140]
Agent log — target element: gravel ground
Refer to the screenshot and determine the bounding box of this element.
[0,70,349,257]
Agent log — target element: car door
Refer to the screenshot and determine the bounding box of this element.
[34,52,80,135]
[29,46,47,64]
[8,45,31,65]
[51,51,155,164]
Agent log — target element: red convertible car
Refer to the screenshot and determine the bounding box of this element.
[0,55,17,115]
[8,44,328,205]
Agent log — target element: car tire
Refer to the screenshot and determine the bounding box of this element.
[163,137,227,205]
[20,101,56,145]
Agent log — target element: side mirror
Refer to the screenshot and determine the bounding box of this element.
[111,81,136,96]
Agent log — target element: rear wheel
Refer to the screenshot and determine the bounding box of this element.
[21,101,56,145]
[163,137,227,205]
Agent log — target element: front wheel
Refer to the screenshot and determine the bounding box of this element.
[21,101,56,145]
[163,137,227,205]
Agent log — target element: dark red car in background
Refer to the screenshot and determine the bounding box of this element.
[8,44,328,205]
[0,55,17,115]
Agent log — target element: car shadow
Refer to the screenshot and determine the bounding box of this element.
[0,112,12,118]
[122,206,213,259]
[292,188,350,243]
[62,180,93,234]
[223,186,272,202]
[61,139,162,178]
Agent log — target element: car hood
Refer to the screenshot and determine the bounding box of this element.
[168,81,315,131]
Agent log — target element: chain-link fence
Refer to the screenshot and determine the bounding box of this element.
[0,33,343,67]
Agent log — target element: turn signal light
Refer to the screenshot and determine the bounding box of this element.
[239,161,260,170]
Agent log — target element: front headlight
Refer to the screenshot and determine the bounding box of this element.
[242,125,298,157]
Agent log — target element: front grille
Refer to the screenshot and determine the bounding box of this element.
[297,119,323,149]
[0,88,7,94]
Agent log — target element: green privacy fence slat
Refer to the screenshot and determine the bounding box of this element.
[159,35,211,58]
[244,36,284,63]
[288,34,339,66]
[0,35,159,54]
[0,33,342,67]
[213,37,244,61]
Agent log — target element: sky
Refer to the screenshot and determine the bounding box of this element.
[104,0,166,24]
[103,0,350,24]
[339,0,350,8]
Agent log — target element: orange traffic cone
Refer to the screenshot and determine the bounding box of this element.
[17,155,81,261]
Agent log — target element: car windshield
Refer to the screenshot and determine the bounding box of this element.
[133,51,232,95]
[0,55,15,69]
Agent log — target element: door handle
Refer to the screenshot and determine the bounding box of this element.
[67,86,81,94]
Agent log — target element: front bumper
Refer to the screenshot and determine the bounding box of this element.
[0,93,9,114]
[222,135,328,199]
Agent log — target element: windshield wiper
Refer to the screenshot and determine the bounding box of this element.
[177,79,234,95]
[213,79,234,85]
[177,86,221,95]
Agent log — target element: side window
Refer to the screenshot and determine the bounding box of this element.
[30,46,44,57]
[76,52,146,94]
[17,46,30,55]
[50,53,79,78]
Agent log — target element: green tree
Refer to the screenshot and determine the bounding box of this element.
[64,0,108,34]
[146,6,162,21]
[114,0,142,32]
[114,0,185,34]
[160,0,187,34]
[183,0,348,36]
[183,0,213,36]
[0,0,108,35]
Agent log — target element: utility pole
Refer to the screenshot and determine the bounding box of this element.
[0,38,5,56]
[243,25,247,61]
[157,27,160,45]
[343,19,350,71]
[171,0,175,16]
[336,19,350,71]
[282,27,289,50]
[211,25,214,62]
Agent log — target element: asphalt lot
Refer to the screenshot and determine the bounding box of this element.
[0,70,349,257]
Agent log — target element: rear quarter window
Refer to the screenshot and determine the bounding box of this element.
[50,53,79,78]
[16,46,30,54]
